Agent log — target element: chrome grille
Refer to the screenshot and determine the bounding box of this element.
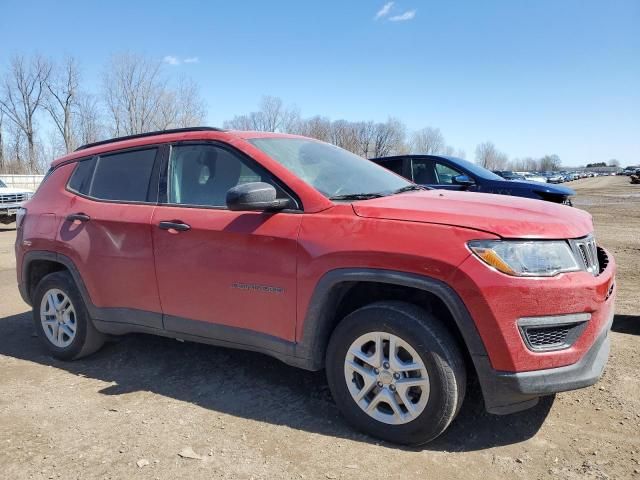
[0,193,28,204]
[569,235,599,276]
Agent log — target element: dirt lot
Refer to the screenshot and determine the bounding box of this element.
[1,175,638,480]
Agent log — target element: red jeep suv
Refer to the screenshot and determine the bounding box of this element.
[15,127,616,445]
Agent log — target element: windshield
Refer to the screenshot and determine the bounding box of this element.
[0,180,6,188]
[249,138,412,199]
[448,157,505,181]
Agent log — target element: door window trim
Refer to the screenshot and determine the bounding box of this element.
[159,140,303,212]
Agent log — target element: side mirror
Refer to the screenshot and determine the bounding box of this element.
[453,174,475,187]
[226,182,291,212]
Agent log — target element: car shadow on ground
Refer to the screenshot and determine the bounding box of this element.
[612,314,640,336]
[0,311,552,452]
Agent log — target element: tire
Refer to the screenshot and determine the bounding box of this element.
[32,271,105,360]
[326,301,466,445]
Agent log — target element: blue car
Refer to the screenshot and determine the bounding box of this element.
[371,155,575,205]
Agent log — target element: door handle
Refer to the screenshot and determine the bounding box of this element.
[66,213,91,223]
[158,221,191,232]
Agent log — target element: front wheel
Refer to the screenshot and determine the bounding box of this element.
[326,301,466,445]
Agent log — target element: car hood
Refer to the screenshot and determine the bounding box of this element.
[0,187,32,195]
[509,180,574,195]
[352,190,592,239]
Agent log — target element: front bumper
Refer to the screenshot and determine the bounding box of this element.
[476,307,613,414]
[448,244,615,414]
[0,202,23,216]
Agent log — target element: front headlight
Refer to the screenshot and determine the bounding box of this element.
[468,240,581,277]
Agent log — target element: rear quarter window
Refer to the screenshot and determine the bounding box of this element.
[68,158,97,195]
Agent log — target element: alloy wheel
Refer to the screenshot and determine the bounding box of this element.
[40,288,77,348]
[343,331,430,425]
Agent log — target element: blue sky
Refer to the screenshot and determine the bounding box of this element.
[1,0,638,166]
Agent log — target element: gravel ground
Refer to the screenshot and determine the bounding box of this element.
[0,175,638,480]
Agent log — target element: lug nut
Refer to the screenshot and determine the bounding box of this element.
[393,372,401,380]
[389,385,396,392]
[383,362,390,369]
[374,368,380,374]
[376,381,383,387]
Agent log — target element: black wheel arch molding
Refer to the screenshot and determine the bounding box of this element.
[20,253,560,415]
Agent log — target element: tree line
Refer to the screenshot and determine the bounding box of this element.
[2,52,573,174]
[0,53,207,174]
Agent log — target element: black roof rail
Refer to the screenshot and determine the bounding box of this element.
[74,127,224,152]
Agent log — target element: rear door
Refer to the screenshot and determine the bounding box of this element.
[151,142,301,342]
[60,147,163,327]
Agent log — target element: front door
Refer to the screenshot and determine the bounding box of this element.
[151,142,302,342]
[410,158,471,191]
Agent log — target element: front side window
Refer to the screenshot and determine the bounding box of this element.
[435,162,463,185]
[168,144,289,207]
[249,138,411,198]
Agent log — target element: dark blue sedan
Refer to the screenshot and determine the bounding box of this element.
[371,155,575,205]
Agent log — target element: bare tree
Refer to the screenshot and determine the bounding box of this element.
[75,94,103,146]
[174,77,207,128]
[45,57,80,153]
[475,141,508,170]
[154,89,179,130]
[154,77,207,130]
[0,55,51,172]
[539,154,561,171]
[296,116,332,142]
[442,145,455,156]
[4,122,28,173]
[354,121,376,157]
[103,53,165,136]
[0,111,4,172]
[608,158,620,167]
[410,127,445,154]
[330,119,359,152]
[455,148,466,159]
[371,118,405,158]
[259,96,299,132]
[224,95,297,133]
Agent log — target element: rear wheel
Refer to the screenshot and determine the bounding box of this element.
[326,301,466,445]
[32,271,105,360]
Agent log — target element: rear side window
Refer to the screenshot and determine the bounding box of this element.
[68,148,157,202]
[411,159,437,184]
[378,159,404,176]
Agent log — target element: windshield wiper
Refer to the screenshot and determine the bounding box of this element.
[329,193,387,201]
[391,184,426,195]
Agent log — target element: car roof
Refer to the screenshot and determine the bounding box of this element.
[51,128,308,167]
[371,154,454,162]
